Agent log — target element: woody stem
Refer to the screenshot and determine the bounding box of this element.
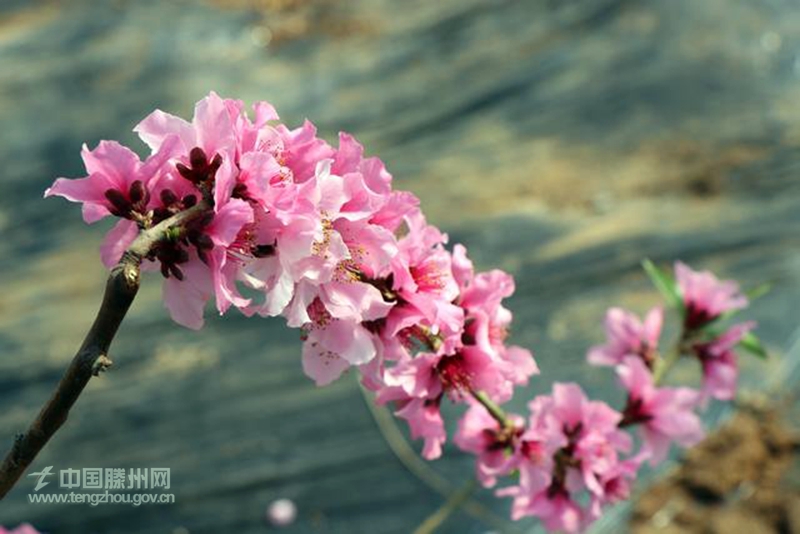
[0,201,209,499]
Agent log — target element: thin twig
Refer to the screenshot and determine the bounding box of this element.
[358,383,520,533]
[471,389,512,429]
[412,479,478,534]
[652,347,681,385]
[0,202,208,499]
[653,330,690,386]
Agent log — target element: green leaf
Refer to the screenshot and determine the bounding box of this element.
[745,282,771,301]
[641,259,684,312]
[739,332,768,359]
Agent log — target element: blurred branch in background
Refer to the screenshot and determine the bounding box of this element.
[359,382,522,534]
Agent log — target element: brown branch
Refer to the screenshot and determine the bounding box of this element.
[0,202,208,499]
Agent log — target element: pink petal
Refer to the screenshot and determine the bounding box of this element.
[301,339,352,386]
[134,109,195,153]
[702,358,737,401]
[395,398,446,460]
[45,175,114,222]
[253,101,279,125]
[616,356,654,400]
[503,345,540,381]
[208,248,250,315]
[451,244,474,289]
[277,120,335,183]
[208,198,253,247]
[161,258,211,330]
[318,320,376,365]
[643,306,664,345]
[314,160,350,214]
[80,141,141,190]
[331,132,364,175]
[193,91,237,157]
[283,281,317,328]
[322,281,393,322]
[369,191,419,232]
[551,383,588,426]
[99,219,138,268]
[359,156,393,196]
[641,426,672,465]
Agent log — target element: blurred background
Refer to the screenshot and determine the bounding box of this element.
[1,0,800,532]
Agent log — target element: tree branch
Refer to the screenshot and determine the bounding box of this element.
[0,202,208,499]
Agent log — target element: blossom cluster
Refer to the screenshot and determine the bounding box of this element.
[46,94,762,532]
[453,261,758,531]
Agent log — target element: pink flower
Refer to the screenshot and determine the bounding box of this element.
[47,93,268,329]
[45,139,177,224]
[241,139,400,382]
[454,244,539,398]
[454,401,524,487]
[45,139,179,270]
[366,240,537,458]
[136,94,258,324]
[300,298,379,386]
[588,452,648,520]
[532,384,631,496]
[691,322,756,402]
[587,307,663,368]
[527,493,587,533]
[497,383,631,532]
[134,91,238,178]
[371,304,531,460]
[0,525,42,534]
[675,261,748,330]
[595,452,647,503]
[274,120,335,183]
[243,143,398,325]
[374,353,450,459]
[395,398,447,459]
[617,356,704,464]
[382,212,464,354]
[156,159,254,328]
[373,348,495,459]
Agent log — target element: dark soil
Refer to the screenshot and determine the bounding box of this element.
[631,407,800,534]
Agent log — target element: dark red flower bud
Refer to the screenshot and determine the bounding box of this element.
[169,263,185,281]
[208,153,222,174]
[152,207,171,223]
[176,162,194,180]
[193,233,214,251]
[104,188,131,217]
[128,180,146,205]
[175,247,190,264]
[189,147,207,169]
[160,188,178,207]
[198,212,215,227]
